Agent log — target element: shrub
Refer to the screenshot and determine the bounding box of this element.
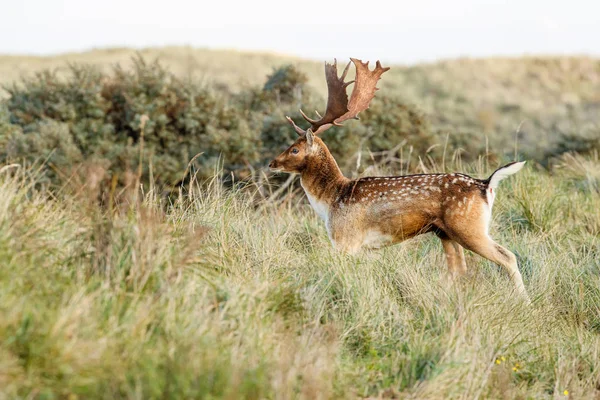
[262,64,309,105]
[2,57,262,191]
[546,127,600,160]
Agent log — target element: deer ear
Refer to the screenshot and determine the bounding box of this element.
[305,129,314,149]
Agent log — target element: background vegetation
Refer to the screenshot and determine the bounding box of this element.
[2,48,600,147]
[0,48,599,398]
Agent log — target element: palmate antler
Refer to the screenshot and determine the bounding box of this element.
[287,58,390,136]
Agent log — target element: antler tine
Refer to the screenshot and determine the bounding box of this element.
[332,58,355,89]
[340,60,351,81]
[286,116,306,136]
[339,60,356,94]
[299,109,319,125]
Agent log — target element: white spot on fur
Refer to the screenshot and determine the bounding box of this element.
[466,198,474,213]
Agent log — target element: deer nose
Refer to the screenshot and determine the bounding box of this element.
[269,160,276,169]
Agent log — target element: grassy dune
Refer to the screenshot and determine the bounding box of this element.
[0,47,316,96]
[0,152,599,398]
[3,47,599,158]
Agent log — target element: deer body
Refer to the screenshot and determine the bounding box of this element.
[269,58,530,303]
[298,144,433,252]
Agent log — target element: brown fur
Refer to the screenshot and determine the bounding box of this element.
[270,136,530,303]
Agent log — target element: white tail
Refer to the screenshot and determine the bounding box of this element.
[488,161,526,190]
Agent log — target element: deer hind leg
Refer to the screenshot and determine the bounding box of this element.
[451,241,468,276]
[437,232,468,278]
[454,232,530,304]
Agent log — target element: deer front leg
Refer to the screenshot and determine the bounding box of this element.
[439,235,468,279]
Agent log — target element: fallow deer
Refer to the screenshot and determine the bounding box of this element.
[269,58,530,303]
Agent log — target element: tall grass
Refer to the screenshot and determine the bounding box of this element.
[0,153,599,399]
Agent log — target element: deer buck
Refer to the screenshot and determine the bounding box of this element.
[269,58,530,303]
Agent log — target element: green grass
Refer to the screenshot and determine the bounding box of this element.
[0,152,599,399]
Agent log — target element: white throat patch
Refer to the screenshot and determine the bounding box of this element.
[300,179,329,223]
[304,191,329,223]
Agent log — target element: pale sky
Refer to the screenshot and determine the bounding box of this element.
[1,0,599,63]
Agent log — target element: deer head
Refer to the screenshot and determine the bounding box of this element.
[268,58,390,174]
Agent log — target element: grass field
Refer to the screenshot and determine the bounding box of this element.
[1,47,599,399]
[0,150,599,399]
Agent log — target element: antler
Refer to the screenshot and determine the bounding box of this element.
[286,58,390,136]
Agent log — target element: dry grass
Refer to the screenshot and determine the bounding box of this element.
[0,155,599,398]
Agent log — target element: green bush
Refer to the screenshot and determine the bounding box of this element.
[2,57,262,189]
[262,64,309,105]
[546,127,600,160]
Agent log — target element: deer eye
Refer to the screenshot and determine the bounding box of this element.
[291,148,299,155]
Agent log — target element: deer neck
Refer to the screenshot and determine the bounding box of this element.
[300,148,347,221]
